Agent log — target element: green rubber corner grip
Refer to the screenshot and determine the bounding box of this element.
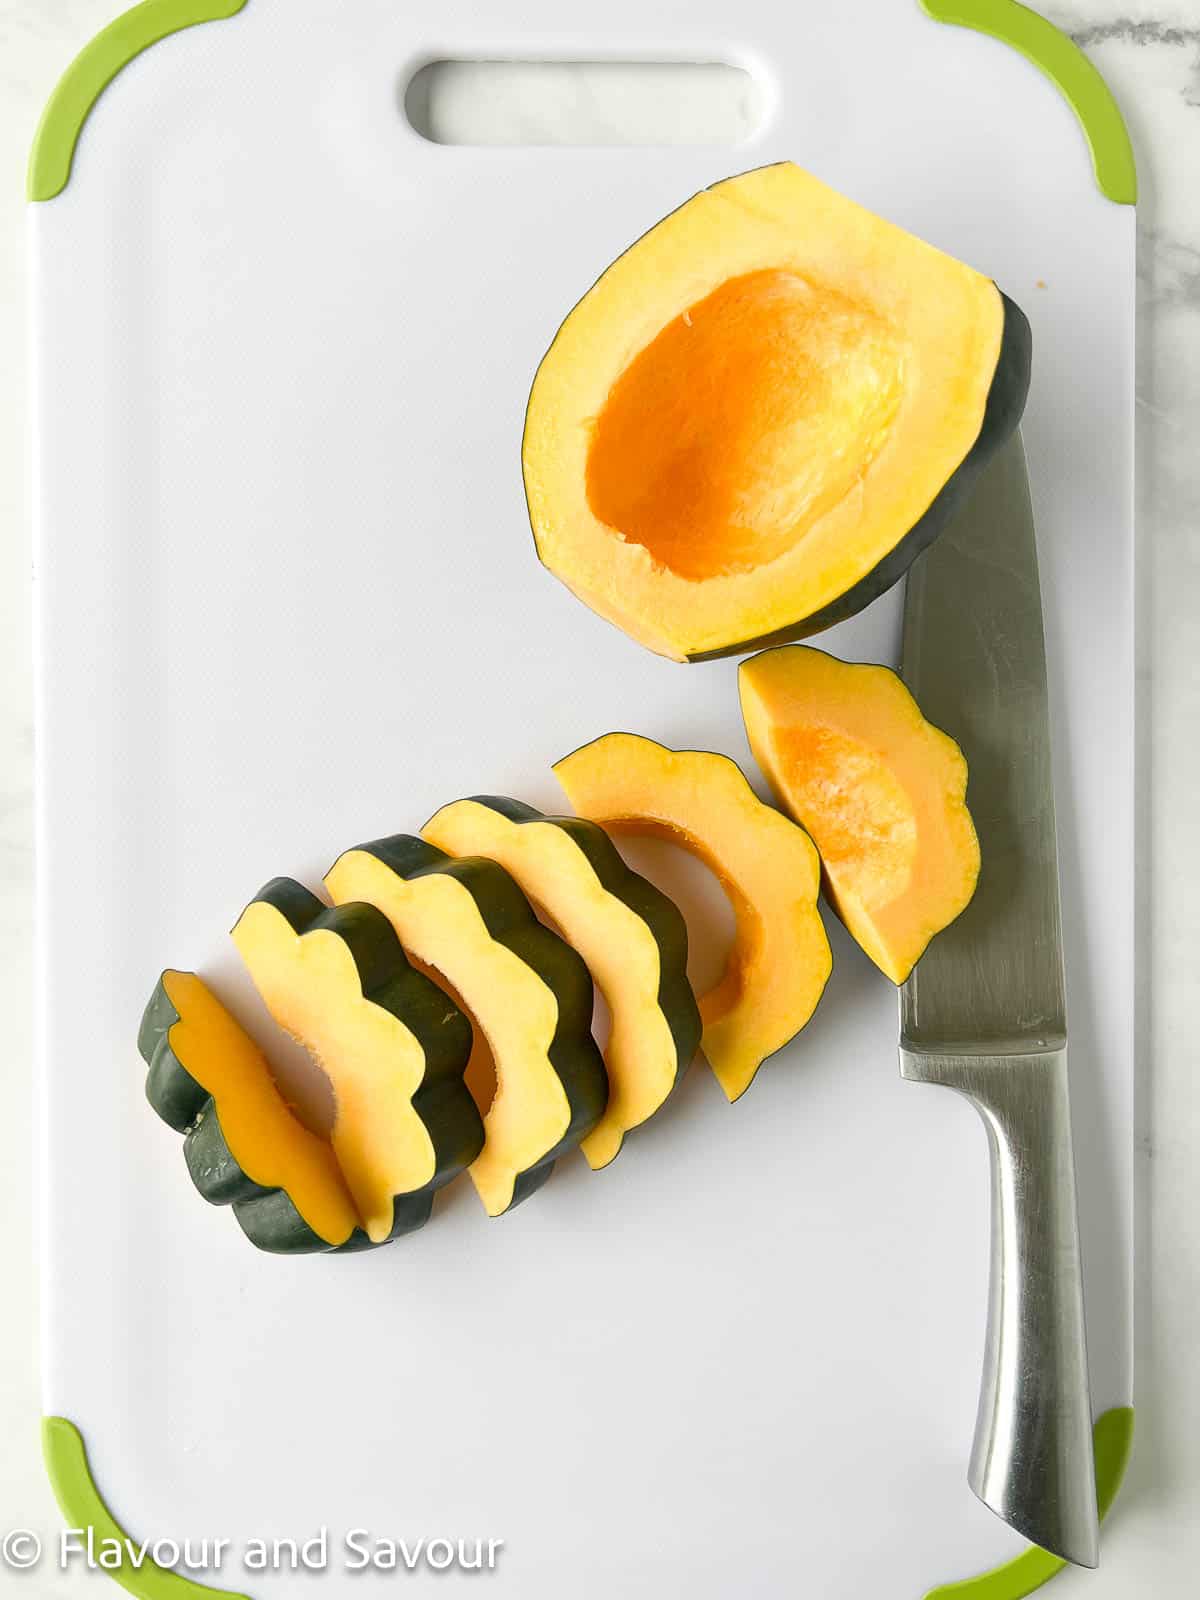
[27,0,249,203]
[42,1418,254,1600]
[920,1,1136,203]
[42,1407,1130,1597]
[924,1406,1135,1599]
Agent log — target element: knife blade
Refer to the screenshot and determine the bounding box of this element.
[899,434,1099,1567]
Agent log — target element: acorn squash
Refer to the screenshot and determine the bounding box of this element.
[739,645,980,984]
[139,969,363,1254]
[553,734,831,1101]
[325,837,607,1217]
[423,795,701,1169]
[523,162,1031,661]
[231,879,483,1244]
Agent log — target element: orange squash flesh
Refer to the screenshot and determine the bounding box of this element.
[553,734,832,1102]
[159,970,359,1247]
[739,645,980,984]
[587,269,904,582]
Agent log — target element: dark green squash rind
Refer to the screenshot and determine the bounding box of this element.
[145,1034,209,1134]
[345,836,609,1210]
[233,1189,432,1255]
[139,980,209,1133]
[683,291,1033,661]
[245,880,485,1234]
[137,976,182,1064]
[184,1103,271,1205]
[233,1190,347,1255]
[464,795,702,1104]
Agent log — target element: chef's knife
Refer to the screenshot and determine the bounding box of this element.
[899,434,1100,1568]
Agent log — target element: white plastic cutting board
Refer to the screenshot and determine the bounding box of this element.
[31,3,1134,1595]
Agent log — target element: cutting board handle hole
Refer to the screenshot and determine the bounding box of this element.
[404,60,763,147]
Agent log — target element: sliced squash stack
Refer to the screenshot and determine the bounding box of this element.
[144,674,980,1255]
[140,767,828,1249]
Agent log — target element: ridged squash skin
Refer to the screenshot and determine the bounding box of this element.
[423,795,700,1169]
[325,837,608,1216]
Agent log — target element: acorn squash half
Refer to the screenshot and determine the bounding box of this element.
[139,969,363,1255]
[231,879,483,1244]
[739,645,980,984]
[553,734,831,1102]
[523,162,1031,661]
[325,837,608,1217]
[423,796,700,1170]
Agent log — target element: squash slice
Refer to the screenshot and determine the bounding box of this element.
[325,837,607,1217]
[524,162,1030,660]
[423,796,700,1170]
[231,879,482,1243]
[739,645,980,983]
[553,734,831,1101]
[139,969,362,1254]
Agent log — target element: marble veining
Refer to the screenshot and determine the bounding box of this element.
[1072,20,1200,45]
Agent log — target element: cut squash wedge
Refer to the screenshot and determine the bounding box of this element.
[523,163,1030,661]
[325,837,607,1216]
[740,645,980,983]
[423,796,700,1169]
[553,734,831,1101]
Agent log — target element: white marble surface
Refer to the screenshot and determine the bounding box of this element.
[0,1,1197,1593]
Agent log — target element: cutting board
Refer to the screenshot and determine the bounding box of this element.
[30,3,1135,1595]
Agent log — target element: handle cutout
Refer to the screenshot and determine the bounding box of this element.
[404,60,763,147]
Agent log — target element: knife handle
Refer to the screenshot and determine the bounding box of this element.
[900,1046,1099,1568]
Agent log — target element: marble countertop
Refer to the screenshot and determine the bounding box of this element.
[0,1,1197,1593]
